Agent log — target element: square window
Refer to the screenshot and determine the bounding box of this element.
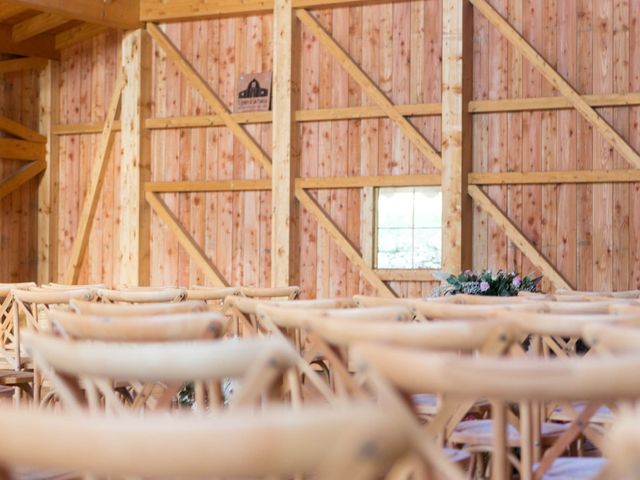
[375,187,442,269]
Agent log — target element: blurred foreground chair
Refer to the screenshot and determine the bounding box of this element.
[353,343,640,480]
[24,333,335,413]
[0,403,408,480]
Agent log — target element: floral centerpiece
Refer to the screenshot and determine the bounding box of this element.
[432,269,542,297]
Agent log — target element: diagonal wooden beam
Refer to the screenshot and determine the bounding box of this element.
[296,8,442,171]
[0,159,46,201]
[12,12,70,43]
[63,71,125,284]
[0,115,46,142]
[295,186,396,298]
[146,22,273,177]
[470,0,640,170]
[468,185,572,290]
[145,191,229,287]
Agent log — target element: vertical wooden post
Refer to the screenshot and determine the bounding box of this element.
[271,0,300,288]
[37,60,59,284]
[442,0,473,273]
[119,29,151,286]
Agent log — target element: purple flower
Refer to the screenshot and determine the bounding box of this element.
[480,281,490,292]
[464,269,473,276]
[512,276,522,288]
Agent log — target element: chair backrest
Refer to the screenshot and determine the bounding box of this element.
[0,404,408,480]
[41,283,108,291]
[186,286,242,302]
[601,412,640,479]
[0,282,36,298]
[240,286,301,299]
[69,299,207,316]
[354,342,640,480]
[24,333,302,413]
[582,323,640,354]
[8,288,94,369]
[48,309,228,342]
[96,287,187,303]
[555,288,640,299]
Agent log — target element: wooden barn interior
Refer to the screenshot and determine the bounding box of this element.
[1,0,640,479]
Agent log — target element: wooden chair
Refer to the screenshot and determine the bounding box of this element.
[186,286,241,307]
[24,332,335,413]
[353,343,640,480]
[47,309,228,342]
[555,288,640,299]
[240,286,301,299]
[0,283,35,367]
[0,403,409,480]
[598,412,640,479]
[41,283,108,291]
[42,308,228,410]
[354,295,544,321]
[96,287,186,303]
[9,288,94,404]
[69,298,207,316]
[256,304,414,397]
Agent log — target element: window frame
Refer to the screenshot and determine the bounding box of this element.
[368,185,442,282]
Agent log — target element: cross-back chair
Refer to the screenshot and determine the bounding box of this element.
[24,333,322,414]
[186,286,241,308]
[0,403,409,480]
[42,308,228,411]
[69,298,207,316]
[9,288,93,404]
[353,343,640,480]
[240,285,301,299]
[96,287,186,303]
[256,304,414,398]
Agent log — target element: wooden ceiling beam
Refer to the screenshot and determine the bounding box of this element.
[0,56,48,74]
[12,11,70,43]
[141,0,399,21]
[2,0,140,29]
[0,4,28,22]
[55,23,107,50]
[0,24,58,59]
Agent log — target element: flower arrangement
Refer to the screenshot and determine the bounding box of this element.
[432,270,542,297]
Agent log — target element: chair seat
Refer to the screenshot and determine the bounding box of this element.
[412,394,489,416]
[550,402,614,425]
[450,419,566,447]
[536,457,606,479]
[443,447,471,464]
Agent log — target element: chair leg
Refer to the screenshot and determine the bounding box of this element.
[491,401,508,480]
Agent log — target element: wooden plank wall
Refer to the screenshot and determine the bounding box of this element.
[56,31,122,284]
[1,0,633,295]
[50,5,442,296]
[0,61,39,282]
[472,0,640,293]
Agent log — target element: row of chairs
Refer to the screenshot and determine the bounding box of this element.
[1,283,640,478]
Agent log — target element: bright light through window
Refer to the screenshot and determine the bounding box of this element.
[376,187,442,269]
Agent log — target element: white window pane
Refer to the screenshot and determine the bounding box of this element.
[414,188,442,228]
[376,228,413,268]
[377,187,414,228]
[413,228,441,268]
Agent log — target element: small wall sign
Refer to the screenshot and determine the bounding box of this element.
[235,72,272,112]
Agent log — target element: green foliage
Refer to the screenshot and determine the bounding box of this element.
[432,270,542,297]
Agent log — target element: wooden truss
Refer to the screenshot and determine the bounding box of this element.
[0,114,46,200]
